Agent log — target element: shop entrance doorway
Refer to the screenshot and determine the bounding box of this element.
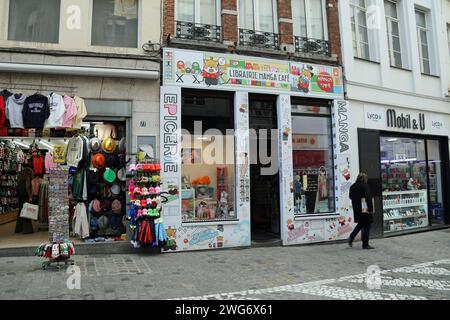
[249,95,280,244]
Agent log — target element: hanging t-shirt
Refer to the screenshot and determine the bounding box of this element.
[66,136,84,168]
[59,96,78,129]
[71,96,87,130]
[23,94,50,129]
[44,93,65,128]
[45,152,57,173]
[94,123,117,140]
[33,155,45,175]
[6,94,26,128]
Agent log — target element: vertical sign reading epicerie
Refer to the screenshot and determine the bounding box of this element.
[161,88,181,174]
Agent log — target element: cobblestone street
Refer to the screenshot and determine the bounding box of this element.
[1,229,450,300]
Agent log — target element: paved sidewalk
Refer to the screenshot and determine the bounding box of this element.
[0,229,449,300]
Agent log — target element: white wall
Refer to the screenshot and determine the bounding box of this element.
[444,0,450,93]
[0,0,161,55]
[339,0,450,112]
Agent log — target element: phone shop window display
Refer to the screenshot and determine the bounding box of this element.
[292,105,335,214]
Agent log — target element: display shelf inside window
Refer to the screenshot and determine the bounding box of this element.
[382,190,429,233]
[127,161,169,250]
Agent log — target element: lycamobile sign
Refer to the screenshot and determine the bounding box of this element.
[386,109,425,131]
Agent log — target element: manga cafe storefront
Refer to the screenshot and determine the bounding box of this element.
[160,48,353,252]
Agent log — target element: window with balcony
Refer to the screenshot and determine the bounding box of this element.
[175,0,221,42]
[238,0,279,49]
[292,0,329,56]
[384,0,403,68]
[350,0,370,60]
[91,0,139,48]
[8,0,60,43]
[415,9,431,75]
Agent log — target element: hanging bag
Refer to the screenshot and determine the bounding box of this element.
[20,202,39,220]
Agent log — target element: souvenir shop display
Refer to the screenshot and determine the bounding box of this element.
[127,161,169,250]
[0,141,22,221]
[35,241,75,270]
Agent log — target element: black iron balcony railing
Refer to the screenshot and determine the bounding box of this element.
[239,29,279,50]
[175,21,222,43]
[294,36,331,56]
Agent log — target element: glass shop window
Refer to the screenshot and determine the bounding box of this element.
[91,0,139,48]
[8,0,61,43]
[291,105,335,215]
[181,90,236,223]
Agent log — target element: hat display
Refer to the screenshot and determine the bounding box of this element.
[97,215,110,229]
[88,170,101,184]
[92,153,106,169]
[92,199,101,213]
[110,215,121,230]
[90,216,99,230]
[117,168,126,181]
[103,168,117,183]
[112,199,122,214]
[102,137,116,154]
[101,199,112,212]
[106,154,120,168]
[89,138,102,153]
[111,183,121,195]
[68,167,77,175]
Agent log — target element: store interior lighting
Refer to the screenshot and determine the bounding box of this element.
[381,158,418,164]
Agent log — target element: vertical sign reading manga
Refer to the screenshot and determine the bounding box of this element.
[160,86,181,223]
[330,100,354,240]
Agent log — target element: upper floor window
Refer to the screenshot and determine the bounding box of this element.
[292,0,327,40]
[415,9,431,75]
[91,0,139,48]
[350,0,370,60]
[8,0,60,43]
[384,0,402,68]
[176,0,219,25]
[239,0,277,33]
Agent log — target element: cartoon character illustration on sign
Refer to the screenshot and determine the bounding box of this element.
[164,227,178,251]
[176,60,186,73]
[298,66,314,93]
[192,62,201,74]
[203,57,220,86]
[287,219,295,231]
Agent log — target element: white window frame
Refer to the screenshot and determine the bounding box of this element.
[384,0,402,68]
[238,0,278,33]
[350,0,370,60]
[292,0,328,40]
[415,8,431,75]
[175,0,221,26]
[89,0,140,48]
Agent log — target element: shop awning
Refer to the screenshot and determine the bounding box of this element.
[0,62,159,80]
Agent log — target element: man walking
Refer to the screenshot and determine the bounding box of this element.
[348,173,375,249]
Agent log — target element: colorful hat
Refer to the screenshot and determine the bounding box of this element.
[101,199,112,212]
[92,153,106,169]
[117,168,126,181]
[141,187,149,196]
[112,199,122,214]
[103,168,116,183]
[92,199,101,213]
[111,183,121,195]
[68,167,77,175]
[102,137,116,153]
[106,154,120,168]
[89,138,102,153]
[97,215,110,229]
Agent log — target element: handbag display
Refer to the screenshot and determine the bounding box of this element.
[20,202,39,220]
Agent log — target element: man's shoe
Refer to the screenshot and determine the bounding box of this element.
[348,238,353,247]
[363,245,375,250]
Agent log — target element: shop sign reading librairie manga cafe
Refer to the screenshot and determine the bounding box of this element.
[163,48,343,98]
